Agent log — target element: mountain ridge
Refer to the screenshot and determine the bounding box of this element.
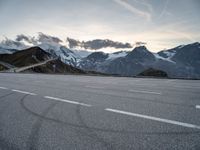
[0,41,200,79]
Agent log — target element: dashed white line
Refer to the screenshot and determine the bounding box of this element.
[85,85,104,89]
[173,85,200,89]
[44,96,92,107]
[196,105,200,109]
[105,108,200,130]
[0,86,8,90]
[129,89,162,95]
[12,89,37,96]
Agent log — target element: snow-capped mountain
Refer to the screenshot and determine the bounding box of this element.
[101,46,156,76]
[77,50,129,72]
[77,52,109,71]
[78,43,200,79]
[38,42,80,66]
[73,49,92,58]
[0,35,200,79]
[0,34,131,67]
[107,51,129,60]
[0,36,87,66]
[0,46,87,74]
[78,46,156,74]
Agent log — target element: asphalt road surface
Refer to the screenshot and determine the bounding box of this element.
[0,73,200,150]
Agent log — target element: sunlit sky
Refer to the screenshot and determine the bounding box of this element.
[0,0,200,52]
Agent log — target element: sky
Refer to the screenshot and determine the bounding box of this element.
[0,0,200,52]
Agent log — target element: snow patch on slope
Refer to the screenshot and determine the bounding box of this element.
[73,49,92,58]
[107,51,128,60]
[162,51,176,58]
[153,53,176,64]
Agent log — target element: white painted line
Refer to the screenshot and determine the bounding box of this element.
[105,108,200,130]
[0,86,8,90]
[44,96,92,107]
[130,84,157,87]
[12,89,37,96]
[129,89,162,95]
[85,85,104,89]
[196,105,200,109]
[173,85,200,89]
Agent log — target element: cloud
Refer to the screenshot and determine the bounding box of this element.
[15,33,63,46]
[38,32,63,43]
[16,34,30,42]
[67,37,81,48]
[0,37,28,49]
[113,0,151,21]
[2,33,133,51]
[135,41,147,46]
[15,34,38,45]
[67,38,133,50]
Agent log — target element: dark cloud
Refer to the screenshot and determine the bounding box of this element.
[38,32,63,43]
[67,37,81,48]
[2,33,134,51]
[15,33,63,45]
[135,41,147,46]
[0,37,27,49]
[16,34,30,42]
[15,34,37,45]
[83,39,133,49]
[67,38,133,50]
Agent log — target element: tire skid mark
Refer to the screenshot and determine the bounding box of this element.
[21,96,101,149]
[0,92,14,100]
[75,104,116,150]
[3,78,195,108]
[22,96,113,150]
[0,94,25,150]
[20,95,58,150]
[20,97,200,136]
[27,102,57,150]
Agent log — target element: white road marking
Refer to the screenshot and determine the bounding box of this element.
[129,89,162,95]
[0,86,8,90]
[44,96,92,107]
[130,84,157,87]
[196,105,200,109]
[85,85,104,89]
[105,108,200,130]
[173,85,200,89]
[12,89,37,96]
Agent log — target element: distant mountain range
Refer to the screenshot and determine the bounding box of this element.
[77,43,200,79]
[0,39,200,79]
